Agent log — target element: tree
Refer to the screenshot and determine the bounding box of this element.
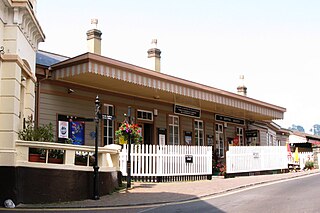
[288,124,305,133]
[311,124,320,136]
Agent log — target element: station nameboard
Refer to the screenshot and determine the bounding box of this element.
[215,114,245,125]
[174,104,201,118]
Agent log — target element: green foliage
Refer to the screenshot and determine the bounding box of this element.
[304,161,314,170]
[115,121,142,144]
[18,116,54,142]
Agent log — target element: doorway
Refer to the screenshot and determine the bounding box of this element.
[143,123,153,145]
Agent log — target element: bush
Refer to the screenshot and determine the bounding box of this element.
[18,116,54,142]
[304,161,314,170]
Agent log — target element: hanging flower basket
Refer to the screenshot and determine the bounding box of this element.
[115,121,142,144]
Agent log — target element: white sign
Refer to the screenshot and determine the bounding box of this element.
[159,134,166,146]
[58,121,69,138]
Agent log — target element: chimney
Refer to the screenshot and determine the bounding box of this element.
[148,39,161,72]
[237,75,247,96]
[87,19,102,55]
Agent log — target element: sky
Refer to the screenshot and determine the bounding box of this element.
[36,0,320,132]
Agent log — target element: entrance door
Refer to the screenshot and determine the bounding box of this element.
[143,123,153,145]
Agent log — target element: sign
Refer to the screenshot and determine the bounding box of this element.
[207,135,214,146]
[184,131,192,145]
[185,155,193,163]
[101,114,115,120]
[246,130,258,138]
[215,114,244,125]
[70,121,85,145]
[58,121,69,138]
[158,128,166,146]
[174,104,201,118]
[253,152,260,158]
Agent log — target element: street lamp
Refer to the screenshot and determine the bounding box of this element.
[127,106,132,189]
[93,95,100,200]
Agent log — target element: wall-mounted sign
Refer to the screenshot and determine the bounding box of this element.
[158,128,167,146]
[184,131,192,145]
[246,130,258,138]
[253,152,260,158]
[215,114,245,125]
[174,104,201,118]
[207,135,214,146]
[185,155,193,163]
[58,121,69,139]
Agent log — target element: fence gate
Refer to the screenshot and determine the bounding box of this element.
[226,146,288,174]
[119,144,212,182]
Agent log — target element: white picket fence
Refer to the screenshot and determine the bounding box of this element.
[119,144,212,180]
[226,146,288,174]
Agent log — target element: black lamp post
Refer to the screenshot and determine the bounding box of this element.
[93,95,100,200]
[126,106,132,189]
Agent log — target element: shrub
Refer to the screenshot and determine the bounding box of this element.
[18,116,54,142]
[304,161,314,170]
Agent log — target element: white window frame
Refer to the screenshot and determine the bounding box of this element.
[169,115,179,145]
[236,127,244,146]
[194,120,204,146]
[215,123,224,158]
[137,109,153,121]
[103,104,114,145]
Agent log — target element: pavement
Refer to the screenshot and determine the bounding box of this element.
[17,169,319,209]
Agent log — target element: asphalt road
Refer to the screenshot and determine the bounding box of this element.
[2,173,319,213]
[142,173,320,213]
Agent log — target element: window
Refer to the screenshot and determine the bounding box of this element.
[215,123,224,157]
[169,115,179,145]
[195,120,204,146]
[103,104,114,145]
[236,127,244,146]
[137,110,153,121]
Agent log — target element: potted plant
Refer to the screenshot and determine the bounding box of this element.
[18,116,54,162]
[75,151,88,166]
[48,149,64,164]
[29,148,45,163]
[115,121,143,144]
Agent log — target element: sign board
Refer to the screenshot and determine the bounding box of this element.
[185,155,193,163]
[184,131,192,145]
[101,114,116,120]
[207,135,214,146]
[253,152,260,158]
[215,114,244,125]
[246,130,258,138]
[58,121,69,138]
[174,104,201,118]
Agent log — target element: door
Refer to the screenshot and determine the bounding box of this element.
[143,123,153,145]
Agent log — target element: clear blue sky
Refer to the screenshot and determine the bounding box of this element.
[37,0,320,131]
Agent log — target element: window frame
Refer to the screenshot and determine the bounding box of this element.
[168,114,179,145]
[194,119,204,146]
[102,104,115,145]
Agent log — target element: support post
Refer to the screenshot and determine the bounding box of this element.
[127,106,132,189]
[93,95,100,200]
